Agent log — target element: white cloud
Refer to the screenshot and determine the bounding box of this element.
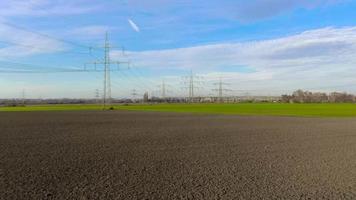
[69,25,111,39]
[0,23,64,58]
[112,27,356,95]
[233,0,345,22]
[0,0,103,16]
[119,0,346,24]
[113,27,356,70]
[0,0,108,58]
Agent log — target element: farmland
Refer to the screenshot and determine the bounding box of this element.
[2,103,356,117]
[1,110,356,199]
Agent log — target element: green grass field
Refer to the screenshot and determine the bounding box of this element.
[1,103,356,117]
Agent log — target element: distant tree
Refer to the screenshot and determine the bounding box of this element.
[284,90,355,103]
[281,95,293,103]
[292,90,306,103]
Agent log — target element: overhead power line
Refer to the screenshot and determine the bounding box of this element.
[0,69,94,73]
[1,21,96,50]
[0,40,92,56]
[0,59,84,71]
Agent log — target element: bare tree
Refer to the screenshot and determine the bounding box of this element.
[283,90,355,103]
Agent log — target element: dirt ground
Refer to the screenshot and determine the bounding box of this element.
[1,111,356,199]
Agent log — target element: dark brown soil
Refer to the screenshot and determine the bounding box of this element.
[1,111,356,199]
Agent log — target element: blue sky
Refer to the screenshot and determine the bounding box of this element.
[1,0,356,98]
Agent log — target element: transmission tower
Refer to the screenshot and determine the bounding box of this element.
[104,33,111,108]
[21,89,26,106]
[157,79,170,99]
[131,89,138,101]
[95,89,100,103]
[85,32,129,109]
[182,70,204,102]
[212,77,232,102]
[161,80,166,98]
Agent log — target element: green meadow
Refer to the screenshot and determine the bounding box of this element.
[1,103,356,117]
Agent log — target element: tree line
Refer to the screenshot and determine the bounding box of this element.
[281,90,356,103]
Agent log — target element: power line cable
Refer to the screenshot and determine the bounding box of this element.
[0,59,83,71]
[1,21,97,50]
[114,70,153,92]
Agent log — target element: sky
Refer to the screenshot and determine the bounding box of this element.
[1,0,356,98]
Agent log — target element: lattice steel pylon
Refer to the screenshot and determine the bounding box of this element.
[85,32,129,109]
[182,70,204,102]
[212,77,232,102]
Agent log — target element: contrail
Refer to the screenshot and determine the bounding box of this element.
[128,19,140,32]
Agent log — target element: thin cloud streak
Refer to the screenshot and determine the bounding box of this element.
[128,19,140,32]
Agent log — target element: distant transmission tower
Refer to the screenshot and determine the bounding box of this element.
[21,89,26,106]
[95,89,100,103]
[85,32,129,109]
[158,79,170,99]
[182,70,203,102]
[131,89,138,101]
[161,80,166,98]
[212,77,231,102]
